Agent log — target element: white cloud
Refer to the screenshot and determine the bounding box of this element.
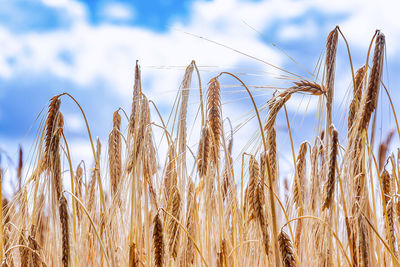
[41,0,87,23]
[64,113,85,133]
[1,0,399,190]
[1,0,400,137]
[0,0,288,110]
[340,3,400,56]
[100,3,135,21]
[279,19,318,41]
[64,138,94,169]
[2,0,398,87]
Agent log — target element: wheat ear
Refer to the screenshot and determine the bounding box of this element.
[358,32,385,132]
[322,125,339,210]
[279,230,297,267]
[153,213,164,267]
[42,96,61,171]
[197,125,210,177]
[108,110,122,196]
[325,26,338,127]
[59,195,70,267]
[207,77,221,164]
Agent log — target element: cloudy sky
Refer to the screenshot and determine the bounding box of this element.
[0,0,399,184]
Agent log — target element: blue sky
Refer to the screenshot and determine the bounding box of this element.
[1,0,400,183]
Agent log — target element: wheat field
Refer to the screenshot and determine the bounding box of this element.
[0,27,399,267]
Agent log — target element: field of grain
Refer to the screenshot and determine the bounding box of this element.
[0,27,399,266]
